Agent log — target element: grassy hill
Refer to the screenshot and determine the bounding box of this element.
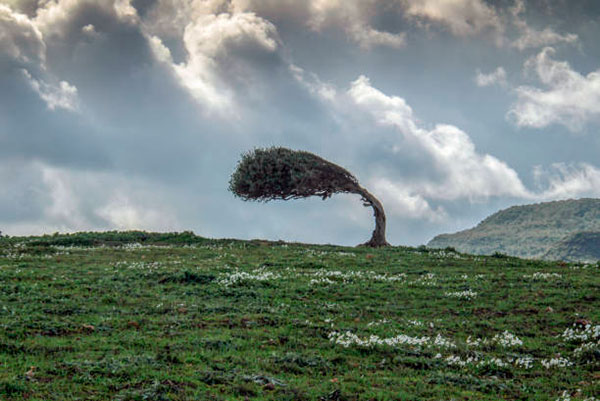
[0,232,599,400]
[543,232,600,263]
[428,198,600,260]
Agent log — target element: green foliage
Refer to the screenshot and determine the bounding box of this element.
[428,198,600,261]
[229,147,360,202]
[2,230,209,247]
[0,380,28,397]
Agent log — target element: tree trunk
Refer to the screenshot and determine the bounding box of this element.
[357,186,390,247]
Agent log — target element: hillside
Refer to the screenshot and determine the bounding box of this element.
[0,232,598,400]
[543,231,600,262]
[428,198,600,260]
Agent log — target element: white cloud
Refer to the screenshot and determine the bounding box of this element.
[370,178,446,222]
[1,161,181,235]
[145,0,406,50]
[508,47,600,131]
[113,0,138,22]
[348,75,530,202]
[290,64,336,101]
[0,4,79,112]
[344,75,600,222]
[475,67,507,87]
[145,0,585,55]
[34,0,139,37]
[182,11,278,58]
[21,69,79,111]
[0,4,45,67]
[512,26,577,51]
[81,23,98,36]
[142,0,230,38]
[403,0,502,37]
[534,163,600,200]
[148,11,280,112]
[347,23,406,49]
[96,194,178,230]
[39,164,91,231]
[307,0,406,49]
[509,0,577,51]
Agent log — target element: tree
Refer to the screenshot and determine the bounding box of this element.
[229,147,390,247]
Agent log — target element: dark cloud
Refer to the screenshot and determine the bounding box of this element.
[0,0,599,245]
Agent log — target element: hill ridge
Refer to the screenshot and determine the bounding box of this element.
[428,198,600,260]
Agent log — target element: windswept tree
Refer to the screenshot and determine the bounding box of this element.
[229,147,389,247]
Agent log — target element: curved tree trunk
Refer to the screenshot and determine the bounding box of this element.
[357,186,390,247]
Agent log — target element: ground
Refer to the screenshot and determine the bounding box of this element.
[0,234,598,400]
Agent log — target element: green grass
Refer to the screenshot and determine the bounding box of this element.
[0,233,598,400]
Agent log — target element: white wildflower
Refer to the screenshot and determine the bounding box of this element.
[412,273,437,286]
[444,354,479,367]
[217,267,281,287]
[328,331,430,349]
[573,341,600,357]
[523,272,562,280]
[367,319,389,327]
[310,277,335,285]
[561,324,600,342]
[513,355,534,369]
[433,334,457,349]
[445,290,477,299]
[484,357,508,368]
[466,336,483,347]
[493,331,523,348]
[541,357,573,369]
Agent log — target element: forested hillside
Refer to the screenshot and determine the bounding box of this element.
[428,198,600,260]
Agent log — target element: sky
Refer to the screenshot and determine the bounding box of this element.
[1,0,600,246]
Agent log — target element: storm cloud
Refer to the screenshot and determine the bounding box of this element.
[1,0,600,245]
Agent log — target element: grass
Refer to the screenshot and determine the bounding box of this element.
[0,232,598,400]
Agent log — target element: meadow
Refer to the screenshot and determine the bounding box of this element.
[0,232,598,400]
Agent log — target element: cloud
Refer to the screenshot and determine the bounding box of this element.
[2,0,600,247]
[475,67,507,87]
[39,163,88,229]
[96,193,179,230]
[512,26,577,51]
[0,3,45,67]
[509,0,577,51]
[370,178,446,222]
[403,0,502,37]
[344,75,600,227]
[0,3,80,112]
[290,64,336,101]
[144,0,406,50]
[21,69,79,111]
[140,0,582,55]
[347,75,530,202]
[534,163,600,200]
[34,0,140,37]
[148,10,284,113]
[1,0,39,17]
[508,47,600,131]
[0,161,181,235]
[307,0,406,49]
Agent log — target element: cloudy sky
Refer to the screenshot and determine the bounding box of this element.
[1,0,600,246]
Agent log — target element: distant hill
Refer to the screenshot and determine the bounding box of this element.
[543,231,600,262]
[428,198,600,260]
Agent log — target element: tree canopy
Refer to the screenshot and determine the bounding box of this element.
[229,147,360,201]
[229,147,390,247]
